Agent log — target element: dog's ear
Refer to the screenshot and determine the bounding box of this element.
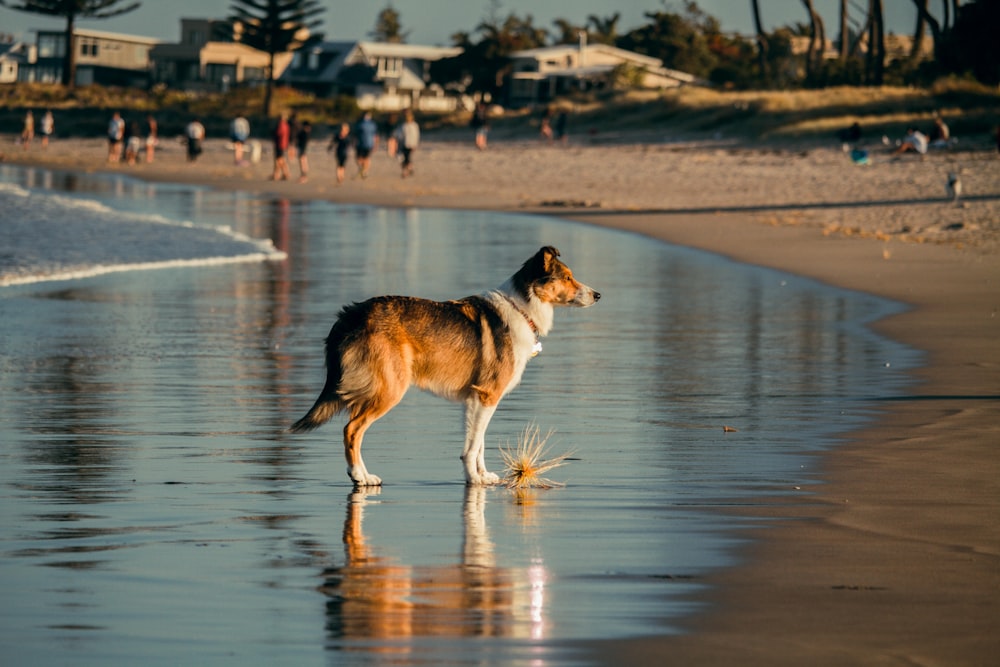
[539,246,561,271]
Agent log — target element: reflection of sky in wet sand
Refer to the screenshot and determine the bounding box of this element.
[0,168,919,665]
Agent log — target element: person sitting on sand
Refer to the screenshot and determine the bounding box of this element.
[929,117,950,149]
[893,127,928,157]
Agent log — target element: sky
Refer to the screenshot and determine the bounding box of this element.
[1,1,926,47]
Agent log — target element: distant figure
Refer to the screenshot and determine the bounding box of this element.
[382,113,399,157]
[287,112,299,161]
[554,110,568,144]
[296,120,312,182]
[354,111,378,179]
[394,109,419,178]
[328,122,351,184]
[20,110,34,149]
[946,172,962,203]
[471,102,489,151]
[839,121,862,144]
[893,127,927,157]
[230,114,250,165]
[185,119,205,162]
[271,112,291,181]
[124,121,142,165]
[540,107,554,142]
[929,117,950,149]
[39,110,53,149]
[145,114,158,163]
[107,112,125,163]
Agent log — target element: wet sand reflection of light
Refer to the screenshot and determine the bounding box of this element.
[320,487,550,654]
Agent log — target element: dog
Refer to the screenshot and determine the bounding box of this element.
[289,246,600,486]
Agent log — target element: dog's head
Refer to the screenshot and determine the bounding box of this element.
[513,246,600,308]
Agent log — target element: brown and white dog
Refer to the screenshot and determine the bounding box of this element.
[289,246,600,486]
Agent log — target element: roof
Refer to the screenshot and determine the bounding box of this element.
[281,40,460,88]
[510,43,664,70]
[34,27,161,46]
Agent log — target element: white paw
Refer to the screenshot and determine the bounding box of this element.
[467,471,501,486]
[349,467,382,487]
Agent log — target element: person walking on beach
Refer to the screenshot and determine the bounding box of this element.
[107,112,124,163]
[230,114,250,165]
[554,110,568,145]
[145,114,158,163]
[394,109,419,178]
[354,111,378,179]
[125,121,142,165]
[286,112,299,162]
[39,110,53,149]
[328,122,351,184]
[471,102,489,151]
[539,107,554,143]
[296,120,312,182]
[271,112,291,181]
[21,110,34,149]
[186,119,205,162]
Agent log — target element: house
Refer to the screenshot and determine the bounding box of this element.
[507,42,700,107]
[150,18,290,92]
[25,28,159,86]
[280,41,463,111]
[0,41,31,83]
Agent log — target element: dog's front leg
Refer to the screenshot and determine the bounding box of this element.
[462,398,501,486]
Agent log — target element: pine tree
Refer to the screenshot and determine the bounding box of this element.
[227,0,325,117]
[0,0,140,86]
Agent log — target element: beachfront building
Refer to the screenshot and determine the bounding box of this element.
[17,28,159,86]
[0,40,31,84]
[149,19,290,92]
[280,41,463,112]
[507,42,699,107]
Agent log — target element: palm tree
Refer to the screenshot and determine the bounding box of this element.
[800,0,825,79]
[750,0,769,82]
[227,0,324,117]
[587,12,620,46]
[0,0,140,86]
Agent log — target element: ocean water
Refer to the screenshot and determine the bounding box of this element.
[0,165,918,665]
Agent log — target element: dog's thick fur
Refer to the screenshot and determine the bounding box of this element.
[289,246,600,486]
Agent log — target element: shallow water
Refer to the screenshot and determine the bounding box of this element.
[0,167,918,665]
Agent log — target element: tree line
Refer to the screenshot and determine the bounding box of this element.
[3,0,997,114]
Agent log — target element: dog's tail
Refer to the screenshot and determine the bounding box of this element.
[288,377,344,433]
[288,323,352,433]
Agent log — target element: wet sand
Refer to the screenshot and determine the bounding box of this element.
[6,135,999,664]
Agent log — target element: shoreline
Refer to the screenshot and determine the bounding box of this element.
[5,137,999,664]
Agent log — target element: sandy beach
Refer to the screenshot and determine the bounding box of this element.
[5,133,999,665]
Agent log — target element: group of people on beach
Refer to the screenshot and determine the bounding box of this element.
[269,108,420,184]
[19,110,54,150]
[107,111,158,165]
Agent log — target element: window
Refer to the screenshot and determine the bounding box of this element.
[37,34,64,59]
[79,38,99,57]
[376,57,401,77]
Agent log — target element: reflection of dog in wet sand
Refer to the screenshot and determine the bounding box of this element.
[290,246,600,486]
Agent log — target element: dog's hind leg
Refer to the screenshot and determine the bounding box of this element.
[343,383,405,486]
[461,398,501,486]
[343,405,386,487]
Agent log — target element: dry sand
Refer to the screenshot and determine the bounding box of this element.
[5,134,999,665]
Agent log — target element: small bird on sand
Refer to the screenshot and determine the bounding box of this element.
[946,172,962,202]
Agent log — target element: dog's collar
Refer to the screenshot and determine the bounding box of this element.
[501,295,538,334]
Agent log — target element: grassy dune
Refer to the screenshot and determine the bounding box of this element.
[2,80,998,146]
